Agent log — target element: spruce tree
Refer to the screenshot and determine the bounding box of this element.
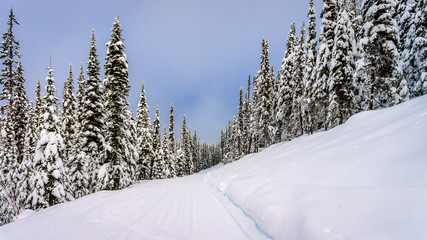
[21,102,36,208]
[313,0,337,130]
[100,15,131,190]
[151,106,163,179]
[255,38,274,148]
[0,8,20,114]
[168,102,175,153]
[11,61,27,164]
[28,67,66,210]
[236,87,244,156]
[61,64,76,166]
[303,0,318,135]
[361,0,406,110]
[327,9,356,128]
[83,30,105,191]
[290,22,306,138]
[412,0,427,96]
[277,24,297,141]
[135,82,153,180]
[35,77,43,131]
[397,0,418,96]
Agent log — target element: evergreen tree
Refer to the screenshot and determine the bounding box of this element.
[61,64,76,166]
[255,38,274,148]
[11,61,27,164]
[168,102,175,153]
[28,67,66,210]
[412,0,427,96]
[361,0,406,110]
[99,15,131,190]
[35,77,43,131]
[303,0,318,135]
[0,8,20,114]
[178,115,192,176]
[327,9,357,128]
[276,24,297,141]
[236,87,244,156]
[21,102,36,208]
[83,30,105,191]
[135,82,153,180]
[313,0,337,130]
[192,131,199,172]
[397,0,418,96]
[290,22,306,138]
[151,106,163,179]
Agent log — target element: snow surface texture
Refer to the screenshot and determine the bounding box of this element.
[1,95,427,240]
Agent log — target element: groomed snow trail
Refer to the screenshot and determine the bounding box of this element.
[0,171,269,240]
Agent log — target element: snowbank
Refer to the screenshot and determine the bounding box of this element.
[205,95,427,240]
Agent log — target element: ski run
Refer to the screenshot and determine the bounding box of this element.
[1,90,426,240]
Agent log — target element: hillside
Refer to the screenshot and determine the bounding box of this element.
[1,95,427,240]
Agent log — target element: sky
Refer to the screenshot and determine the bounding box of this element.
[0,0,323,144]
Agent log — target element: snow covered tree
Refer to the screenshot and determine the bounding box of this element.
[397,0,418,96]
[361,0,407,110]
[99,15,131,190]
[327,9,357,128]
[255,38,274,148]
[0,8,20,114]
[243,76,251,154]
[61,64,76,166]
[11,61,27,164]
[136,82,153,180]
[276,24,298,141]
[236,87,244,156]
[411,0,427,96]
[28,66,66,210]
[35,77,43,131]
[313,0,337,130]
[191,131,200,172]
[151,106,163,179]
[290,22,307,138]
[177,115,192,176]
[168,102,175,153]
[303,0,318,135]
[82,30,105,192]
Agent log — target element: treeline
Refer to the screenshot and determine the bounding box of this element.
[221,0,426,162]
[0,11,220,225]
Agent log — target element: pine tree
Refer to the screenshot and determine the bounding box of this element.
[61,64,76,166]
[276,24,297,141]
[412,0,427,96]
[192,131,199,172]
[99,15,131,190]
[35,77,43,131]
[236,87,244,156]
[397,0,418,96]
[28,67,66,210]
[0,105,20,222]
[0,8,20,114]
[290,22,307,138]
[168,102,175,153]
[151,106,163,179]
[178,115,192,176]
[313,0,337,130]
[21,102,36,208]
[82,30,105,192]
[135,82,153,180]
[11,61,27,164]
[303,0,318,135]
[361,0,406,110]
[255,38,274,148]
[327,9,357,128]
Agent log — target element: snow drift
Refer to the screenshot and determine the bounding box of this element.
[1,95,427,240]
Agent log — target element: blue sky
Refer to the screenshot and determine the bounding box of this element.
[1,0,322,144]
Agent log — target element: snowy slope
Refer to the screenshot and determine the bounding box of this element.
[205,95,427,240]
[1,95,427,240]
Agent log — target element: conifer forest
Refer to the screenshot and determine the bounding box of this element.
[1,0,426,229]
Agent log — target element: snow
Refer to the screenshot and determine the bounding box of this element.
[1,96,427,239]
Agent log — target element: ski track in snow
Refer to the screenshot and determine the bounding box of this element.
[0,172,269,240]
